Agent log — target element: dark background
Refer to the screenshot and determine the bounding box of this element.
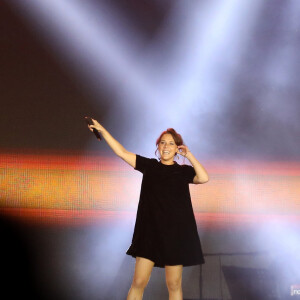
[1,1,300,158]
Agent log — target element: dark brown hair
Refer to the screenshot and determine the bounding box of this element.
[155,128,184,159]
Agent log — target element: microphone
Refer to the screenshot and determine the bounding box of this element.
[85,117,102,140]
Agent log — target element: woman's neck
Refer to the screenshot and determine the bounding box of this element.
[160,158,175,165]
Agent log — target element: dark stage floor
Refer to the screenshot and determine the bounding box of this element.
[1,215,299,300]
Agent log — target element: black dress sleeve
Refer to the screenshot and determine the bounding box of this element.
[134,154,152,174]
[182,165,196,184]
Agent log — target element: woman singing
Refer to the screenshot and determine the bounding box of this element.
[87,118,209,300]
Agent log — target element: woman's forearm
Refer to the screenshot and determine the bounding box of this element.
[100,128,126,157]
[186,152,209,183]
[88,119,126,157]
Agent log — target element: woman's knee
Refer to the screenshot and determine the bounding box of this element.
[131,257,154,290]
[165,265,183,292]
[166,278,182,292]
[131,276,150,290]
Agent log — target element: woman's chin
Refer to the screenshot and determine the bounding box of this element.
[160,156,175,163]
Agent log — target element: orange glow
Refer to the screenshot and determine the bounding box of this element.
[1,152,300,225]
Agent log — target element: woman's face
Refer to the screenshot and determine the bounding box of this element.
[158,133,178,164]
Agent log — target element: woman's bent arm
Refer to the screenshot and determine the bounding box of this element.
[87,118,136,168]
[177,145,209,184]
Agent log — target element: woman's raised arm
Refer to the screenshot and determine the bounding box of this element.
[87,118,136,168]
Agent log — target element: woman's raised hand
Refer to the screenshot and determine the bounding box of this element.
[177,145,191,157]
[87,118,105,134]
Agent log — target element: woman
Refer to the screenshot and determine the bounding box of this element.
[87,118,209,300]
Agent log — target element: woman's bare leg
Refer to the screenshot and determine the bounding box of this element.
[165,265,183,300]
[127,257,155,300]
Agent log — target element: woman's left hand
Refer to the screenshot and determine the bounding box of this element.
[177,145,191,157]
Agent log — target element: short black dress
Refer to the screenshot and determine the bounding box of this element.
[126,155,205,268]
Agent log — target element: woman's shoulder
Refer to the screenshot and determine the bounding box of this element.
[135,154,159,173]
[136,154,158,163]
